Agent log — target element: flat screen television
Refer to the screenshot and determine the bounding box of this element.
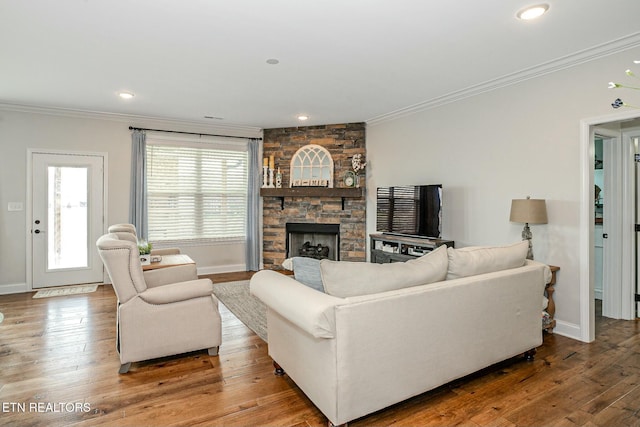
[376,184,442,238]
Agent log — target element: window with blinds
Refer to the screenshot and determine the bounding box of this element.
[146,140,248,245]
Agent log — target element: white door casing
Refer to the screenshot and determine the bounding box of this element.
[30,151,105,288]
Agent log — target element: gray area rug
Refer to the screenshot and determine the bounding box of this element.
[212,280,267,342]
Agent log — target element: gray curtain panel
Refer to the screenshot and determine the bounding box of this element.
[245,138,261,271]
[129,130,148,240]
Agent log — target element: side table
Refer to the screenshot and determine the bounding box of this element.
[142,254,195,271]
[544,265,560,333]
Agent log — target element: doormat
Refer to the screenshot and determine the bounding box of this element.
[33,284,99,299]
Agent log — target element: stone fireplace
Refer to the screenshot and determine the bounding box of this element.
[261,123,366,270]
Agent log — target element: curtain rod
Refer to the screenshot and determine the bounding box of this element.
[128,126,262,141]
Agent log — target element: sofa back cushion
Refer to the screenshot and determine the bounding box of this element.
[320,245,448,298]
[446,240,528,280]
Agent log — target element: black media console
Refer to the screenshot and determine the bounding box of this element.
[370,233,454,263]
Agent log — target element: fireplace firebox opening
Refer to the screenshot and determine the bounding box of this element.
[286,223,340,261]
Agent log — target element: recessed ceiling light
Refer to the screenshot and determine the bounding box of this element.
[516,4,549,20]
[266,58,280,65]
[118,91,135,99]
[297,115,309,121]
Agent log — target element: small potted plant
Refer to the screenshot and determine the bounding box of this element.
[138,240,152,265]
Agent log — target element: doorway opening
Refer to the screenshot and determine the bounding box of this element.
[581,112,640,342]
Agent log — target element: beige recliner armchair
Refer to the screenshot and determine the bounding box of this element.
[96,233,222,374]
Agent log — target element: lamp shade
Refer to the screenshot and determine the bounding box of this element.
[510,197,548,224]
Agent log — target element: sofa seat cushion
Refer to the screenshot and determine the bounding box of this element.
[320,245,448,298]
[446,241,528,280]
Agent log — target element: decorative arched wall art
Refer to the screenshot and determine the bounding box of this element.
[289,144,334,188]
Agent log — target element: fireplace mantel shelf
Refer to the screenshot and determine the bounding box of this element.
[260,187,363,209]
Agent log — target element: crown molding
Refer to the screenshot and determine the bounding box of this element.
[0,102,263,136]
[367,32,640,126]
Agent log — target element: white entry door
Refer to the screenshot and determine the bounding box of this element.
[31,152,105,288]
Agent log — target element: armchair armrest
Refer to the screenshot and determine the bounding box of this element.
[144,264,198,287]
[139,279,214,305]
[250,270,344,339]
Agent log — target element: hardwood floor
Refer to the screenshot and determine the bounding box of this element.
[1,276,639,427]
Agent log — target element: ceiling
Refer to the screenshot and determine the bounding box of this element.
[2,0,640,130]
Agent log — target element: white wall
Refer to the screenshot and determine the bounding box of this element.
[0,107,261,293]
[365,46,640,341]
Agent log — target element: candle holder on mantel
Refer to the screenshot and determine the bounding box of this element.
[262,166,275,188]
[262,155,276,188]
[267,168,275,188]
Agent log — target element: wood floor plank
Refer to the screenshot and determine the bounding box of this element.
[1,275,639,426]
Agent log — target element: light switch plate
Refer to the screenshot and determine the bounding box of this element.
[8,202,23,211]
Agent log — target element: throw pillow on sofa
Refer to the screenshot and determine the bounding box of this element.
[320,245,448,298]
[291,257,325,292]
[446,240,528,280]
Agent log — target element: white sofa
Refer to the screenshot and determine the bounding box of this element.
[250,241,551,426]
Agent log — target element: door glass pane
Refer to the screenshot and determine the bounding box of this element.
[47,166,88,270]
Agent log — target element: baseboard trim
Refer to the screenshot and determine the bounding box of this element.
[197,264,247,276]
[550,319,583,342]
[0,282,29,295]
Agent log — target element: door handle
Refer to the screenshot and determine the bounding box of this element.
[603,233,608,238]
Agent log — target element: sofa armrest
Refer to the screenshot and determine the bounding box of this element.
[525,259,552,284]
[250,270,344,338]
[139,279,215,304]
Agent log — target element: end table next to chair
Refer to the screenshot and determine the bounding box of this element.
[544,265,560,333]
[142,254,196,271]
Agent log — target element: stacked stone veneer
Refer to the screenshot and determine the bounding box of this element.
[262,123,366,270]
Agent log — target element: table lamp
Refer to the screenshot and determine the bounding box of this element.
[510,196,547,260]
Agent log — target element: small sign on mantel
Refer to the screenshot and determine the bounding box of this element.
[291,179,329,187]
